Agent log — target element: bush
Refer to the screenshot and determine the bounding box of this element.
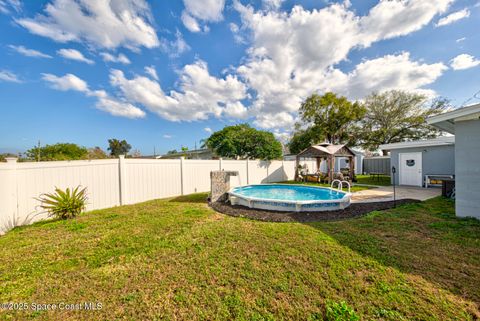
[37,186,87,219]
[325,301,359,321]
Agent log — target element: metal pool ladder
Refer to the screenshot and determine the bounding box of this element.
[331,179,351,193]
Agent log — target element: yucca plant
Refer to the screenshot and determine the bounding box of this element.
[36,186,87,219]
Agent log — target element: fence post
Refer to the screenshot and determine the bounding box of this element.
[180,157,185,195]
[219,158,223,170]
[118,155,127,205]
[246,158,250,185]
[2,158,18,229]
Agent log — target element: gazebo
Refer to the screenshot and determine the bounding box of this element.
[295,143,356,183]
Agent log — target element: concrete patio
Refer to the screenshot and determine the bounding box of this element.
[351,185,441,203]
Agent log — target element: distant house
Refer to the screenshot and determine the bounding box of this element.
[380,136,455,187]
[427,103,480,219]
[158,148,217,160]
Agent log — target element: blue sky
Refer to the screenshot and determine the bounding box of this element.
[0,0,479,155]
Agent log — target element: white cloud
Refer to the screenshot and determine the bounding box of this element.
[181,0,225,32]
[9,45,52,58]
[339,52,448,99]
[450,54,480,70]
[233,0,451,129]
[163,134,172,139]
[360,0,453,44]
[181,11,201,33]
[436,8,470,27]
[456,37,466,43]
[57,48,94,64]
[16,0,159,50]
[0,70,22,83]
[42,73,145,118]
[0,0,20,14]
[160,30,190,57]
[100,52,130,64]
[204,127,213,133]
[262,0,285,11]
[109,60,247,122]
[223,101,248,119]
[90,90,146,118]
[144,66,158,80]
[42,73,89,92]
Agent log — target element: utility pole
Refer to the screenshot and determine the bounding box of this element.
[153,146,156,158]
[36,140,41,162]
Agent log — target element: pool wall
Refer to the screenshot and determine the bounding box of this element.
[229,184,351,212]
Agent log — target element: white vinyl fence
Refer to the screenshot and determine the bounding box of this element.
[0,156,296,234]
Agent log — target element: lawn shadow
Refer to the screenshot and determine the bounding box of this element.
[169,193,210,204]
[306,198,480,309]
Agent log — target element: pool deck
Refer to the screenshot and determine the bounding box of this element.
[351,186,441,203]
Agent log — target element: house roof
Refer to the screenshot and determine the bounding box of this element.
[427,103,480,134]
[379,136,455,151]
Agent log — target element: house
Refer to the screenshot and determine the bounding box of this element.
[379,136,455,187]
[427,103,480,219]
[158,148,217,160]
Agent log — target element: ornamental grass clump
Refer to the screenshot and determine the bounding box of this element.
[37,186,87,219]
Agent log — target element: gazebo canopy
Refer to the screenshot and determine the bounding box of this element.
[296,143,356,183]
[297,143,355,158]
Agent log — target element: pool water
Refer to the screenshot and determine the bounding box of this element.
[231,184,346,201]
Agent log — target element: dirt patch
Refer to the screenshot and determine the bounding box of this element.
[210,199,420,222]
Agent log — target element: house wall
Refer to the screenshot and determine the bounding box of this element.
[390,145,455,185]
[455,119,480,219]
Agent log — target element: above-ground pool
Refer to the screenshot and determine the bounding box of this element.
[229,184,351,212]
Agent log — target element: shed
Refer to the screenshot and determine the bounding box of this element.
[296,143,356,183]
[380,137,455,187]
[427,103,480,219]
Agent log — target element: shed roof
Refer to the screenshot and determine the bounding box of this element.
[379,136,454,151]
[427,103,480,134]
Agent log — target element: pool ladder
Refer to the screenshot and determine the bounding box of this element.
[331,179,351,193]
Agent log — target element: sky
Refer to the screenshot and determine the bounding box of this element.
[0,0,479,155]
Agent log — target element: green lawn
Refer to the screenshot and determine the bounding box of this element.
[355,174,392,186]
[1,195,479,320]
[279,180,371,192]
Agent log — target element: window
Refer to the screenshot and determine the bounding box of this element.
[406,159,415,167]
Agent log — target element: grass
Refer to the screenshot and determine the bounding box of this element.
[1,195,479,320]
[278,180,371,192]
[355,174,392,186]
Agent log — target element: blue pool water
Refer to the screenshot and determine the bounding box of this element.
[231,184,346,201]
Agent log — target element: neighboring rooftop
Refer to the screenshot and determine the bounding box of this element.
[427,103,480,134]
[379,136,455,150]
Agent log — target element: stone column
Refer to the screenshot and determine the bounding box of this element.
[210,170,238,203]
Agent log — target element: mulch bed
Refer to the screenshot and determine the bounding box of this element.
[210,199,420,222]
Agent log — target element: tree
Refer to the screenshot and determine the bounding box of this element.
[358,90,449,154]
[288,126,324,154]
[298,92,365,144]
[167,149,178,154]
[107,139,131,157]
[205,124,283,160]
[87,147,108,159]
[26,143,88,161]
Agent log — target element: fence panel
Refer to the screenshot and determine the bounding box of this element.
[183,160,220,195]
[221,160,247,187]
[124,159,182,204]
[363,157,391,175]
[0,157,300,234]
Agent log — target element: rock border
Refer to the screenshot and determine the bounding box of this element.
[210,199,420,223]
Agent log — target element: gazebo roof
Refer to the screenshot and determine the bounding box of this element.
[297,143,355,158]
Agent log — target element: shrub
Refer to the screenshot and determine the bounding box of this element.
[325,301,359,321]
[37,186,87,219]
